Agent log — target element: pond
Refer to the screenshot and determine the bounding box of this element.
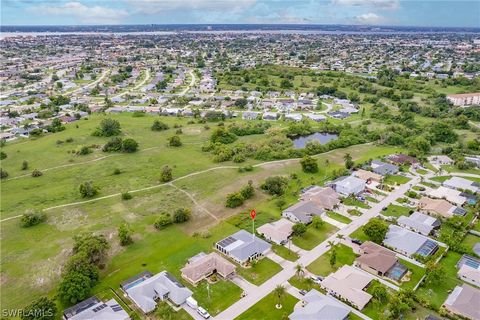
[291,132,338,149]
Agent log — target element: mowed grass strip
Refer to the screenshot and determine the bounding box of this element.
[235,291,299,320]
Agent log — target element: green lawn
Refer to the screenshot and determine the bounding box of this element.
[288,275,325,293]
[463,234,480,256]
[383,174,411,185]
[416,169,428,175]
[362,281,394,319]
[429,176,451,183]
[272,244,300,262]
[307,244,357,276]
[365,196,379,203]
[382,204,412,218]
[237,257,282,286]
[154,301,193,320]
[326,211,352,224]
[342,197,371,209]
[349,226,370,242]
[292,223,338,250]
[235,291,299,320]
[397,258,426,290]
[192,279,242,316]
[416,251,462,310]
[348,209,363,216]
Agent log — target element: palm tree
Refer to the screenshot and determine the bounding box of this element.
[295,264,304,278]
[305,277,314,291]
[327,240,336,249]
[274,285,286,309]
[336,234,345,241]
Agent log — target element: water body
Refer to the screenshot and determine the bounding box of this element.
[291,132,338,149]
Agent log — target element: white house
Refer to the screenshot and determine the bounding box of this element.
[334,176,366,196]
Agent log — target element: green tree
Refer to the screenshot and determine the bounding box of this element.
[240,181,255,199]
[102,137,123,152]
[21,297,57,320]
[122,138,138,153]
[0,168,8,179]
[31,169,43,177]
[151,120,169,131]
[168,135,182,147]
[160,165,173,182]
[363,218,388,244]
[154,213,173,229]
[424,261,444,286]
[311,216,324,229]
[261,176,289,196]
[370,282,388,303]
[72,233,109,265]
[173,208,191,223]
[343,153,354,169]
[274,285,286,307]
[58,271,92,304]
[329,247,337,268]
[78,181,99,198]
[64,252,99,284]
[0,151,6,160]
[300,156,319,173]
[21,160,29,170]
[20,211,46,228]
[118,223,133,246]
[210,127,237,144]
[292,223,307,237]
[92,118,121,137]
[225,192,245,208]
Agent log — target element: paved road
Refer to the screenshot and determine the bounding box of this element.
[111,68,151,99]
[214,177,419,320]
[179,69,195,96]
[69,69,109,95]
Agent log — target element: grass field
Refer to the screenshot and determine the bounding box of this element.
[307,244,356,276]
[382,204,412,218]
[235,291,299,320]
[326,211,352,224]
[0,112,405,311]
[292,223,338,250]
[383,174,411,185]
[272,244,300,262]
[192,279,242,316]
[237,258,282,286]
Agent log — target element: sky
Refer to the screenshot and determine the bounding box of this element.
[1,0,479,28]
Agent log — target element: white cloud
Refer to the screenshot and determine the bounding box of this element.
[126,0,257,15]
[354,12,386,24]
[333,0,400,10]
[28,1,129,24]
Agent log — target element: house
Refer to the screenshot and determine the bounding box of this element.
[122,271,192,313]
[328,111,350,119]
[370,160,399,176]
[285,113,303,122]
[63,297,129,320]
[465,156,480,168]
[289,289,350,320]
[383,225,439,258]
[418,196,466,218]
[446,92,480,106]
[456,255,480,287]
[282,200,324,224]
[332,176,366,196]
[387,154,419,166]
[300,186,340,210]
[443,177,479,193]
[353,169,382,183]
[428,186,467,206]
[242,111,260,120]
[427,155,454,166]
[305,113,327,122]
[181,252,235,285]
[321,265,374,310]
[257,218,294,245]
[215,230,271,265]
[397,212,441,236]
[443,284,480,320]
[263,112,278,121]
[355,241,398,277]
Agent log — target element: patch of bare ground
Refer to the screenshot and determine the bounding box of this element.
[32,248,70,290]
[51,208,89,231]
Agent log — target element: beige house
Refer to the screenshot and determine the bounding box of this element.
[301,186,340,210]
[257,218,294,245]
[321,265,374,310]
[353,169,382,183]
[181,252,235,285]
[447,92,480,106]
[355,242,398,277]
[418,196,456,218]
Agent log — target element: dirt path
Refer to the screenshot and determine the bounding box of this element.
[168,182,219,221]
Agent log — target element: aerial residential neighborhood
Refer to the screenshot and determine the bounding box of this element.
[0,1,479,320]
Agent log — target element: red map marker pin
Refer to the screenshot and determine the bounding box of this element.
[250,209,256,220]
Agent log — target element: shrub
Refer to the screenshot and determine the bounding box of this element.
[20,211,46,228]
[79,181,99,198]
[21,160,29,170]
[240,181,255,199]
[0,151,7,160]
[233,154,246,163]
[21,297,57,320]
[261,176,289,196]
[225,192,244,208]
[173,208,191,223]
[154,213,173,229]
[176,129,183,134]
[122,138,138,153]
[210,127,237,144]
[102,137,123,152]
[118,223,133,246]
[92,118,121,137]
[160,165,173,182]
[0,168,8,179]
[168,135,182,147]
[300,156,319,173]
[363,218,388,244]
[113,168,121,175]
[121,192,132,200]
[292,223,307,237]
[77,146,92,155]
[31,169,43,177]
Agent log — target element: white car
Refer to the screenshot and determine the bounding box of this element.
[197,307,211,319]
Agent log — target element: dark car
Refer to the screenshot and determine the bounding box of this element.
[299,289,308,295]
[351,238,363,245]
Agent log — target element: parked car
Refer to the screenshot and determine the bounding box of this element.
[197,307,211,319]
[299,289,308,295]
[351,238,363,245]
[310,275,322,284]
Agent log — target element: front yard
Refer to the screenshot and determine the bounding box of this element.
[326,211,352,224]
[235,291,299,320]
[237,257,282,286]
[272,243,300,262]
[192,279,243,316]
[307,244,357,276]
[384,174,411,185]
[382,204,412,218]
[292,223,338,250]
